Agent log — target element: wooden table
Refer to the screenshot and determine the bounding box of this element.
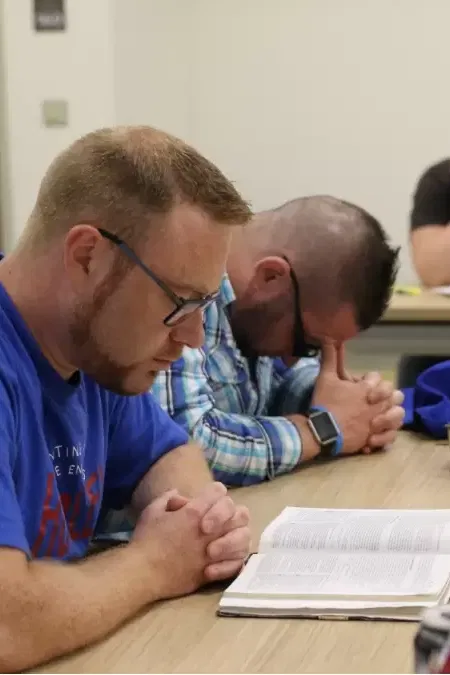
[383,291,450,323]
[348,292,450,374]
[39,433,450,674]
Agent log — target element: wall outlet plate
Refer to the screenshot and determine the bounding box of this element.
[42,99,68,127]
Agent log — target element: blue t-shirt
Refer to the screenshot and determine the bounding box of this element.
[0,282,188,560]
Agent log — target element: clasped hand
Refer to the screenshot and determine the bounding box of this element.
[132,482,251,598]
[312,343,405,454]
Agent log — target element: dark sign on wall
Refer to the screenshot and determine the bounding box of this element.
[34,0,66,32]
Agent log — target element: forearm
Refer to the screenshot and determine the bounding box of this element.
[0,544,157,672]
[192,409,312,486]
[132,443,213,513]
[152,368,318,486]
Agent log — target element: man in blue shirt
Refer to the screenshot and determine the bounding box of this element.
[0,125,252,670]
[152,196,405,485]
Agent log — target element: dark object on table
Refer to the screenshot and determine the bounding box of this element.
[397,356,450,389]
[414,607,450,673]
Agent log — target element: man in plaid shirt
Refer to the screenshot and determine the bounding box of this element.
[152,196,405,486]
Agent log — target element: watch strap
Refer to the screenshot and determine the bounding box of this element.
[309,406,343,457]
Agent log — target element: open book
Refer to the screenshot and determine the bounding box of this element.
[219,507,450,621]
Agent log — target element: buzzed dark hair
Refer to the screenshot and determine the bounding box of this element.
[262,195,399,331]
[410,158,450,230]
[338,199,399,329]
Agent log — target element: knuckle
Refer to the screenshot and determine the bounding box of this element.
[208,539,221,558]
[239,526,251,546]
[184,501,202,520]
[211,481,227,496]
[237,505,250,524]
[230,530,245,549]
[224,496,236,515]
[366,372,381,385]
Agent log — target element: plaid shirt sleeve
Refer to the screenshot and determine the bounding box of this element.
[270,357,320,416]
[151,348,320,487]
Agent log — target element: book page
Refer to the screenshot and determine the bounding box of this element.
[431,286,450,296]
[225,551,449,600]
[259,508,450,555]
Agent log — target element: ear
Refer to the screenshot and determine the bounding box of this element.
[250,256,291,301]
[63,225,115,291]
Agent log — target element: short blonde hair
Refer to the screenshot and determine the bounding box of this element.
[26,125,252,247]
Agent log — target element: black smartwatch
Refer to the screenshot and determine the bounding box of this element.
[307,406,343,457]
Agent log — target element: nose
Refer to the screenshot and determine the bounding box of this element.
[171,310,205,349]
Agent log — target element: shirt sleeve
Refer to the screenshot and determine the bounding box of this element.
[104,392,189,510]
[151,349,319,487]
[0,387,29,556]
[270,357,320,416]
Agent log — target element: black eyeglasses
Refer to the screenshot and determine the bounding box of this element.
[98,228,220,327]
[283,256,320,358]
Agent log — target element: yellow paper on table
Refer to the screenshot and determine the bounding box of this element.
[394,285,422,296]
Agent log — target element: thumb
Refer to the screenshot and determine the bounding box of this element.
[148,489,182,517]
[166,493,189,512]
[319,342,338,375]
[336,343,347,380]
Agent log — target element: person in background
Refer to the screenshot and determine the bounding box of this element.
[0,125,252,671]
[152,196,405,486]
[410,158,450,288]
[397,159,450,388]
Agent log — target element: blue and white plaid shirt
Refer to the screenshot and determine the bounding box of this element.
[151,276,320,486]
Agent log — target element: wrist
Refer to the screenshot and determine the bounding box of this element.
[286,414,321,462]
[307,405,343,457]
[126,539,167,604]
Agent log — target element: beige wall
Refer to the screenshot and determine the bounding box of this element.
[0,0,116,248]
[114,0,450,284]
[114,0,191,142]
[189,0,450,284]
[3,0,450,284]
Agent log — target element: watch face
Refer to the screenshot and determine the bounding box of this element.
[311,411,338,443]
